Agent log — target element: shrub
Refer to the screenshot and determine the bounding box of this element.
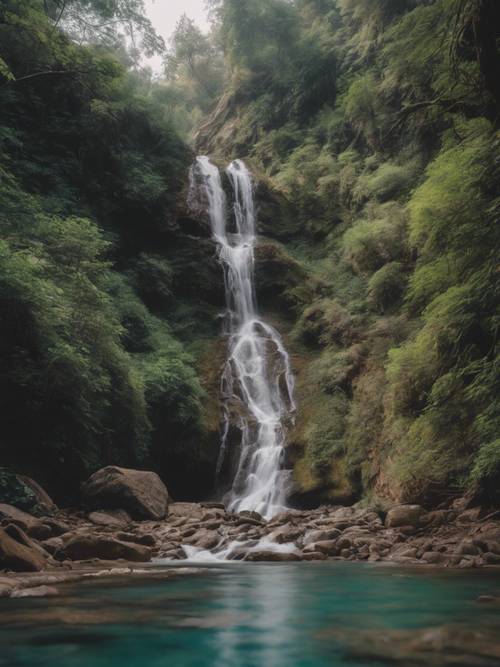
[343,202,408,273]
[367,261,407,312]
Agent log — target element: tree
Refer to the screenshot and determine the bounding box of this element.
[164,14,224,107]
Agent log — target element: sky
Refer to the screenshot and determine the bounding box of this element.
[143,0,210,74]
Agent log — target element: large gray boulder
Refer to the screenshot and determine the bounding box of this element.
[81,467,169,520]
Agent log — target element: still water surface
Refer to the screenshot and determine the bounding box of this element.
[1,561,499,666]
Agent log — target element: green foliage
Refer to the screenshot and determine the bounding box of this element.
[343,203,408,273]
[471,440,500,497]
[0,0,211,500]
[367,261,406,312]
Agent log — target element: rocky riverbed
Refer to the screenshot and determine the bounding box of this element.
[2,465,500,599]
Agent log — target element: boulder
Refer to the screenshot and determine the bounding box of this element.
[303,529,341,545]
[63,535,152,562]
[311,540,339,556]
[385,505,425,528]
[0,527,46,572]
[0,468,55,514]
[81,467,169,521]
[0,503,46,536]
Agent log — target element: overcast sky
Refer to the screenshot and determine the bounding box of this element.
[143,0,210,74]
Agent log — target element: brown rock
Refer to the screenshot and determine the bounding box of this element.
[63,535,152,562]
[245,550,302,562]
[421,551,444,564]
[41,536,65,556]
[303,529,341,545]
[484,552,500,565]
[385,505,425,528]
[0,504,47,538]
[0,527,46,572]
[302,551,327,561]
[456,507,483,524]
[43,519,71,536]
[4,524,51,560]
[184,529,220,550]
[88,510,132,528]
[169,503,204,520]
[313,540,339,556]
[81,467,169,521]
[11,585,59,598]
[116,532,156,547]
[457,539,480,556]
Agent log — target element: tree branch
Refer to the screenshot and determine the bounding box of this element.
[11,69,87,83]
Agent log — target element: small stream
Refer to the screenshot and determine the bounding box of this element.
[1,562,500,666]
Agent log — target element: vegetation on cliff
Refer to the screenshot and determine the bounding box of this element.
[0,0,220,500]
[198,0,500,506]
[1,0,499,509]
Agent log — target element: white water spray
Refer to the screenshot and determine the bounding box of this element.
[189,156,295,519]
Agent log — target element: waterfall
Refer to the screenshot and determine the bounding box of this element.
[189,156,295,519]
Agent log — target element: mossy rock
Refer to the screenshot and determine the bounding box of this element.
[289,456,356,507]
[0,468,51,515]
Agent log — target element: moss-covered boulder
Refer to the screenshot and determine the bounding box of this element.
[0,469,55,516]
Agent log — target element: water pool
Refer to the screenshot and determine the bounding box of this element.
[1,561,499,666]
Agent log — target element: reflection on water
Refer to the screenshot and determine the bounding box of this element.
[1,562,500,667]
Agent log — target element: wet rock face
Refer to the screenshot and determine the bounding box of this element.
[81,467,169,521]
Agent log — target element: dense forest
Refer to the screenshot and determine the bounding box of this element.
[1,0,499,511]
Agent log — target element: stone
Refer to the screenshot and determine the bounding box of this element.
[88,510,132,528]
[0,527,46,572]
[394,547,418,559]
[184,529,220,550]
[245,550,302,562]
[81,467,169,521]
[4,524,51,560]
[302,551,327,561]
[238,510,264,523]
[456,507,483,524]
[116,532,156,547]
[422,510,453,527]
[63,535,152,562]
[43,519,71,536]
[0,503,47,537]
[385,505,425,528]
[312,540,339,556]
[457,539,480,556]
[169,503,204,519]
[41,536,65,556]
[484,552,500,565]
[270,524,303,544]
[303,529,341,545]
[11,585,59,598]
[421,551,444,564]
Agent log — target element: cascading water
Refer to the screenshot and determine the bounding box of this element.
[189,156,295,520]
